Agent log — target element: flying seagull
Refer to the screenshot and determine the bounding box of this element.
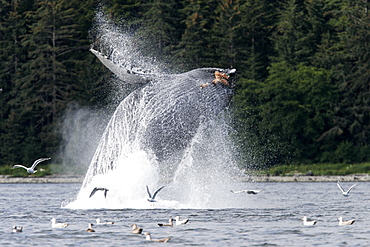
[89,187,109,198]
[337,181,356,196]
[12,157,51,174]
[230,189,261,194]
[146,185,165,202]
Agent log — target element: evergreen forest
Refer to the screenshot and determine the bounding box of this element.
[0,0,369,169]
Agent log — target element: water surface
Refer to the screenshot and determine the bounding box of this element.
[1,182,369,246]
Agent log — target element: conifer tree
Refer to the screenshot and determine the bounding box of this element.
[174,0,218,69]
[236,0,276,80]
[17,0,84,159]
[0,0,36,165]
[135,0,182,70]
[272,0,314,65]
[209,0,241,69]
[316,0,370,151]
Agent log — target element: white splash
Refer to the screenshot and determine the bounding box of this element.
[64,11,246,210]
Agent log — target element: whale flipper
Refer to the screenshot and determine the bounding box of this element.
[90,48,155,84]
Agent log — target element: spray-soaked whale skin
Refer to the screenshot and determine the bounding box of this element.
[140,68,236,160]
[84,50,236,184]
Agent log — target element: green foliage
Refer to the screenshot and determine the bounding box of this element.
[135,0,183,70]
[236,0,276,80]
[0,0,107,166]
[261,162,370,176]
[208,0,241,68]
[1,0,370,171]
[233,62,336,165]
[173,0,218,69]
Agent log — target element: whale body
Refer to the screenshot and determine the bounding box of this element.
[82,49,236,186]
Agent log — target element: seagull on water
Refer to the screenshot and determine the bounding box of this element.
[230,189,261,194]
[144,232,171,242]
[12,226,23,232]
[146,185,165,202]
[131,224,143,234]
[86,223,95,232]
[51,218,69,228]
[338,217,355,225]
[158,218,173,227]
[89,187,109,198]
[175,216,189,225]
[12,157,51,174]
[96,218,114,225]
[301,216,317,226]
[337,181,357,196]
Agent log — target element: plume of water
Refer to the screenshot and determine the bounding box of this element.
[65,11,247,209]
[91,10,164,82]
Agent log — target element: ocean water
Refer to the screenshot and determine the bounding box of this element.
[1,182,370,246]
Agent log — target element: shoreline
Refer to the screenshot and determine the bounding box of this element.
[1,174,370,183]
[241,174,370,182]
[0,175,84,184]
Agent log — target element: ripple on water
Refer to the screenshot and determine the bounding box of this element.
[2,182,370,246]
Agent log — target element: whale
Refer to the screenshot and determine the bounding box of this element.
[82,48,236,187]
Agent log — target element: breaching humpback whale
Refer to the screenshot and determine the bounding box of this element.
[83,48,237,186]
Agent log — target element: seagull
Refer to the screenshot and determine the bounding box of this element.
[89,187,109,198]
[301,216,317,226]
[175,216,189,225]
[146,185,165,202]
[86,223,95,232]
[337,181,357,196]
[131,224,143,234]
[12,226,23,232]
[230,189,261,194]
[144,232,171,243]
[158,218,173,227]
[51,218,69,228]
[96,218,114,225]
[12,157,51,174]
[338,217,355,225]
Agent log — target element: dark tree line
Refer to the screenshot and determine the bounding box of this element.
[0,0,369,167]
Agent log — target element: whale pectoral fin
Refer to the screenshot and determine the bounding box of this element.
[90,48,151,84]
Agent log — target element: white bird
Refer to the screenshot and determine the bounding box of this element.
[96,218,114,225]
[337,181,357,196]
[158,218,173,227]
[146,185,165,202]
[131,224,143,234]
[51,218,69,228]
[175,216,189,225]
[86,223,95,232]
[12,226,22,232]
[144,232,171,242]
[338,217,355,225]
[230,189,261,194]
[301,216,317,226]
[12,157,51,174]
